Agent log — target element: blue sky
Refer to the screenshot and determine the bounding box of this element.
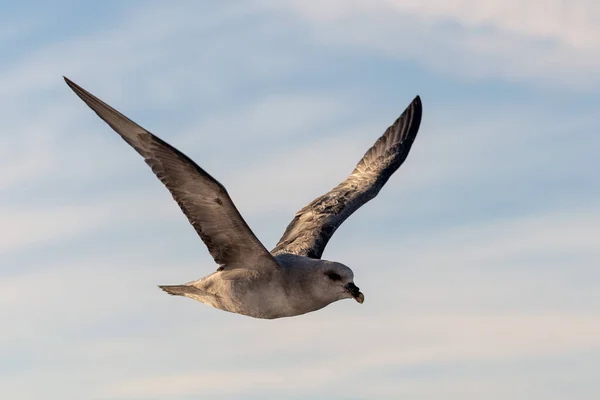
[1,1,599,399]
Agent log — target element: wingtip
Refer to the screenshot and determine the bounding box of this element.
[63,76,95,104]
[63,76,80,92]
[410,95,423,116]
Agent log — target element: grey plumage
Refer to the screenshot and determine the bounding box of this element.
[272,96,422,259]
[64,77,422,319]
[64,78,279,273]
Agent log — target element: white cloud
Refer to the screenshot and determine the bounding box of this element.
[43,312,600,399]
[0,0,353,195]
[0,1,304,103]
[0,188,181,255]
[294,0,600,50]
[264,0,600,87]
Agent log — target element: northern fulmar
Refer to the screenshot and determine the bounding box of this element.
[64,77,422,319]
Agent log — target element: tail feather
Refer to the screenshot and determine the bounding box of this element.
[158,284,216,299]
[158,285,191,296]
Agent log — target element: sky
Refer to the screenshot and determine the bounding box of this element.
[1,0,599,399]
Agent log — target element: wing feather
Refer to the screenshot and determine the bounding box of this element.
[64,77,279,272]
[271,96,422,259]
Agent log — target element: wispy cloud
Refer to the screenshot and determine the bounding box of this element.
[263,0,600,88]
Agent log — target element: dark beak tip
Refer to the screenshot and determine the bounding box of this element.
[344,282,364,303]
[355,292,364,304]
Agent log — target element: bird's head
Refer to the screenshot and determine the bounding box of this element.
[310,261,364,305]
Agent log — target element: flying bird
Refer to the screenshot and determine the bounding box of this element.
[64,77,422,319]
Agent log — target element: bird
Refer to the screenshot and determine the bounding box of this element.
[64,77,422,319]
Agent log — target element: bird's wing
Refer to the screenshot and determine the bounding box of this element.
[271,96,422,259]
[65,77,279,272]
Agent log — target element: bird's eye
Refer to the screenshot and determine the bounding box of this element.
[326,272,342,281]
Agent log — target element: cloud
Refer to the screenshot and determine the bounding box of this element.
[10,311,596,399]
[0,188,181,255]
[262,0,600,88]
[0,0,357,195]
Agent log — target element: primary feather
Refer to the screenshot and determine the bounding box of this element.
[271,96,422,259]
[64,77,279,272]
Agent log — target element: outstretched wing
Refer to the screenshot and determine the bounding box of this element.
[272,96,422,259]
[65,77,279,272]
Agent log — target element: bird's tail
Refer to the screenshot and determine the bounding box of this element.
[158,284,217,304]
[158,285,192,296]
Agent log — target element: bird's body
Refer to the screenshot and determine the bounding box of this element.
[164,255,356,319]
[64,77,422,319]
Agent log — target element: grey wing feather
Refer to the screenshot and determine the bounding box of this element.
[64,77,279,272]
[272,95,422,259]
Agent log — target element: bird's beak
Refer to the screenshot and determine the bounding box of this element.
[355,292,365,304]
[344,282,365,304]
